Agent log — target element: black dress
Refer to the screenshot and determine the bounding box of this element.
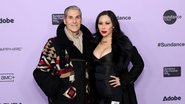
[93,52,122,104]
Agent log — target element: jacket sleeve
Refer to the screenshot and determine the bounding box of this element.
[124,46,144,85]
[33,38,61,98]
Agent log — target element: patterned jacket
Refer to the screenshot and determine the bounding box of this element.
[33,22,92,104]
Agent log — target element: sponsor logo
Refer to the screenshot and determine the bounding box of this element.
[0,18,14,24]
[0,102,22,104]
[163,96,181,101]
[163,66,181,77]
[0,47,23,52]
[163,10,182,25]
[52,14,64,25]
[0,73,15,82]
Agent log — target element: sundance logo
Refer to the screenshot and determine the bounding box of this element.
[117,15,131,20]
[0,73,15,82]
[163,10,182,25]
[0,18,14,24]
[163,96,181,101]
[163,66,181,77]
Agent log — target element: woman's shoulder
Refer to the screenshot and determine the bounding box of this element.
[114,35,132,48]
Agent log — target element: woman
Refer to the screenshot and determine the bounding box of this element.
[89,10,144,104]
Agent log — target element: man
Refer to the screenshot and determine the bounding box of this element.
[33,5,92,104]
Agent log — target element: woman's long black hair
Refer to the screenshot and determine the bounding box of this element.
[94,10,132,46]
[94,10,133,70]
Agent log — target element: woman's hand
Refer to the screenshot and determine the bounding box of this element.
[109,75,121,87]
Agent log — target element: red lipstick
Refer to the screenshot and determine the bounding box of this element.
[102,31,107,34]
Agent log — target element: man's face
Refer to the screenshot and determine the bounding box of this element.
[64,9,82,35]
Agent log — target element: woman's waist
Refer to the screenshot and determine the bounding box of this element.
[95,72,115,80]
[95,80,122,97]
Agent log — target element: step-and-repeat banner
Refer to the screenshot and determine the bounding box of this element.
[0,0,185,104]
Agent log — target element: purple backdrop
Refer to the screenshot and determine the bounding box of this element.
[0,0,185,104]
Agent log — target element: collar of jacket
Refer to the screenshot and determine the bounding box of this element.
[55,22,92,46]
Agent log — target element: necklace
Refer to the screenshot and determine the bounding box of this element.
[100,38,112,44]
[100,41,107,44]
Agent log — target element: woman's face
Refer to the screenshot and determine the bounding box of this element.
[98,15,113,37]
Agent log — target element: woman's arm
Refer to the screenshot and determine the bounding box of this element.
[126,46,144,84]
